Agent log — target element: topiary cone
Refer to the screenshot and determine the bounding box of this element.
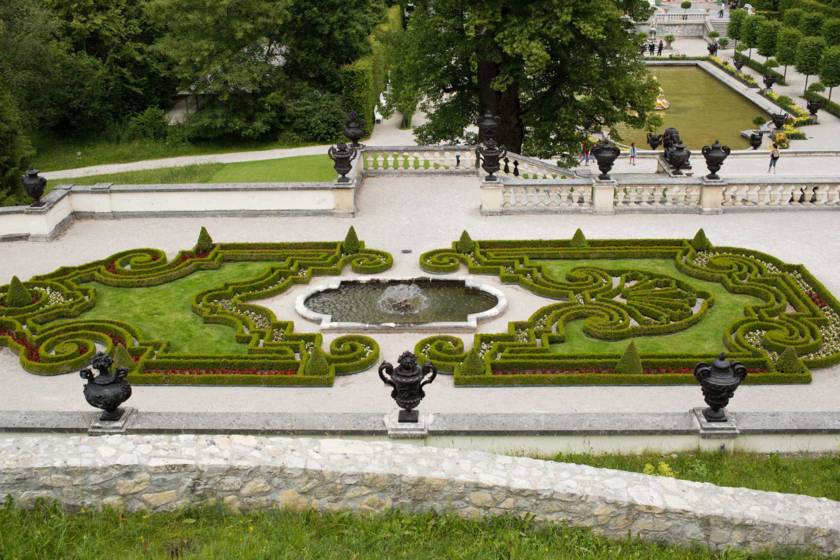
[775,347,806,374]
[303,345,331,376]
[615,341,643,374]
[690,229,713,251]
[112,344,136,372]
[456,230,476,253]
[342,226,360,254]
[460,349,487,375]
[194,227,214,255]
[570,228,588,248]
[4,276,32,307]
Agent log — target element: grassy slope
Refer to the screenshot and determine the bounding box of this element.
[74,262,275,354]
[0,503,827,560]
[57,155,336,187]
[32,134,319,173]
[546,451,840,501]
[537,258,762,355]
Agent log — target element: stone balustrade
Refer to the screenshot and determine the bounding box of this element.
[481,176,840,215]
[361,146,477,175]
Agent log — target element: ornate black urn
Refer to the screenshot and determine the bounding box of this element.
[807,98,822,117]
[379,351,437,423]
[701,140,731,180]
[771,112,788,130]
[707,42,718,56]
[343,111,365,147]
[478,138,507,181]
[591,140,621,180]
[80,352,132,421]
[646,132,663,150]
[749,131,763,150]
[662,128,691,174]
[693,353,747,422]
[478,111,500,142]
[763,74,776,91]
[733,58,744,71]
[328,143,358,182]
[21,169,47,207]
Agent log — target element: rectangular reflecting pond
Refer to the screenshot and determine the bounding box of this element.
[619,66,770,149]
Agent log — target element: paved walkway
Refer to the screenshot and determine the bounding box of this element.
[1,175,838,415]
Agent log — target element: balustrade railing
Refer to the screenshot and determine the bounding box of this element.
[614,183,701,210]
[361,146,476,174]
[722,182,840,208]
[653,11,708,23]
[499,181,593,212]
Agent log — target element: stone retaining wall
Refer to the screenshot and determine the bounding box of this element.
[1,434,838,555]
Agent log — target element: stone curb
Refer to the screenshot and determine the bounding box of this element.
[0,434,837,555]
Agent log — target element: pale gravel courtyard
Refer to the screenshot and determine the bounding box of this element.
[1,175,838,415]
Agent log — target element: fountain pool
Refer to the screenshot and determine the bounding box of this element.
[296,278,506,331]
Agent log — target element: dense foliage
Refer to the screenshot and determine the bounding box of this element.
[0,84,32,205]
[387,0,659,158]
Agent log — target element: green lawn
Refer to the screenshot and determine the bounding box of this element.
[617,67,769,149]
[538,258,761,356]
[545,451,840,501]
[32,134,320,173]
[57,155,336,187]
[0,502,826,560]
[74,262,275,354]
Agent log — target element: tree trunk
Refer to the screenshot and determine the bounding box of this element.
[477,59,524,153]
[830,87,834,102]
[804,75,810,95]
[783,65,787,80]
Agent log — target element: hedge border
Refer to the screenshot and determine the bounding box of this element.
[0,238,392,386]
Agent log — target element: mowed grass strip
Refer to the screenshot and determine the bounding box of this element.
[56,155,336,188]
[0,502,828,560]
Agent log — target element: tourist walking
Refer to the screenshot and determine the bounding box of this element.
[657,40,664,56]
[630,143,637,166]
[648,42,655,56]
[768,143,781,173]
[579,140,591,165]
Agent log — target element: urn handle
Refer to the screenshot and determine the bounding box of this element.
[420,362,437,390]
[693,362,711,383]
[80,368,94,382]
[115,367,130,380]
[732,362,748,382]
[378,361,395,388]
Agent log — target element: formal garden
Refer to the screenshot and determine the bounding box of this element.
[1,0,840,558]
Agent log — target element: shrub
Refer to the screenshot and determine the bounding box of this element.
[303,345,330,376]
[127,107,168,141]
[283,88,344,143]
[615,342,643,374]
[570,228,588,248]
[460,349,487,375]
[4,276,32,307]
[194,227,214,255]
[690,229,713,251]
[342,226,360,254]
[457,231,476,253]
[800,12,825,36]
[681,1,692,9]
[783,8,805,28]
[775,347,806,373]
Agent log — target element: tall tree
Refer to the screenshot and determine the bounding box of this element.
[823,18,840,46]
[391,0,659,158]
[796,35,827,93]
[0,84,32,205]
[743,15,763,60]
[776,27,802,80]
[757,19,781,58]
[819,45,840,100]
[782,8,804,29]
[799,12,824,36]
[728,9,747,48]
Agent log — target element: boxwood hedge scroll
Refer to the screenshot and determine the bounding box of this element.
[0,235,393,386]
[416,233,840,385]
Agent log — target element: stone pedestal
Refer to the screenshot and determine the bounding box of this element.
[384,409,431,439]
[480,181,504,215]
[592,180,616,214]
[700,177,726,213]
[691,407,739,439]
[88,407,136,435]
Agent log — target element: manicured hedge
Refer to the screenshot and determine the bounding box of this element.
[415,234,838,385]
[734,52,787,85]
[0,235,393,386]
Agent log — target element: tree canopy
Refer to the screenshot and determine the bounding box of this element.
[389,0,658,158]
